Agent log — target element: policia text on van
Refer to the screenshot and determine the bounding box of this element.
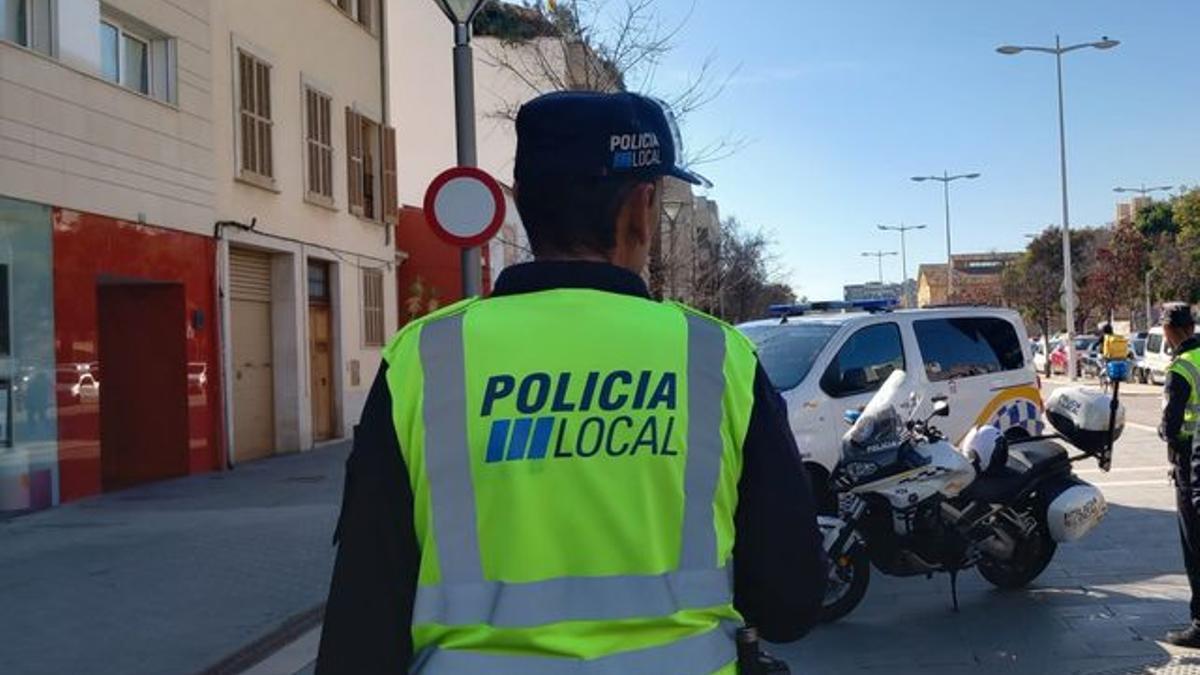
[314,92,825,673]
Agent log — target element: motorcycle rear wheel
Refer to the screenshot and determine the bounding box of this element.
[821,544,870,623]
[977,525,1057,590]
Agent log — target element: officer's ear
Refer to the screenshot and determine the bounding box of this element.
[624,180,659,245]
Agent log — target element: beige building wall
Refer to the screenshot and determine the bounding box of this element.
[210,0,396,458]
[388,5,553,274]
[0,0,215,232]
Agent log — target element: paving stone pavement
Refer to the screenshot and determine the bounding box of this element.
[0,441,348,675]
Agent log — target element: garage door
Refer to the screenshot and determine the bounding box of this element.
[230,248,275,462]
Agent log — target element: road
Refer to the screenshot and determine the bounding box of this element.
[246,377,1200,675]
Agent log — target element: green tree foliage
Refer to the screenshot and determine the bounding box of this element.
[1135,200,1176,237]
[1175,188,1200,236]
[1002,228,1062,346]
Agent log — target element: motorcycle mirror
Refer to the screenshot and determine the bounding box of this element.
[932,400,950,417]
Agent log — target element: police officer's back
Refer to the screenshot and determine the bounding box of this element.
[315,92,825,673]
[1159,302,1200,647]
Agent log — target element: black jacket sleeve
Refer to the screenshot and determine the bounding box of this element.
[1161,370,1191,452]
[731,364,826,643]
[316,363,418,675]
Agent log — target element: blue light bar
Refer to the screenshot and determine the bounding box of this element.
[768,298,896,318]
[769,303,811,316]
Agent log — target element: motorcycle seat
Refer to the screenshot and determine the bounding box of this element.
[1010,441,1069,474]
[963,440,1069,504]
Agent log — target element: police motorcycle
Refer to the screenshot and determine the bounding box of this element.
[818,368,1123,622]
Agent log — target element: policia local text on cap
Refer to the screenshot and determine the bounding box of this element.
[314,91,825,675]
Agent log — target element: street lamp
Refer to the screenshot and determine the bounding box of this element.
[910,172,981,301]
[877,224,925,307]
[861,250,898,285]
[431,0,490,297]
[1114,184,1173,330]
[996,35,1119,381]
[1114,184,1175,197]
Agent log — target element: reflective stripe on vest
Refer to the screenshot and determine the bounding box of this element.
[1171,354,1200,438]
[412,621,739,675]
[414,311,733,628]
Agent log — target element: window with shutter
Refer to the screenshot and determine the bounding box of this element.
[362,268,385,347]
[382,126,398,226]
[304,86,334,204]
[346,108,364,215]
[237,49,274,186]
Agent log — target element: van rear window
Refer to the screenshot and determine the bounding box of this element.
[914,317,1025,382]
[1147,333,1163,354]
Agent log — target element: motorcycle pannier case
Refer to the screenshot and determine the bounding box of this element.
[1045,387,1124,455]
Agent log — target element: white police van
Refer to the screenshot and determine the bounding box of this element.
[738,301,1042,507]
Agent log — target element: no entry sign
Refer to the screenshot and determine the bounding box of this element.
[423,167,506,248]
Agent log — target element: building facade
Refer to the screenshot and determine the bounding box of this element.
[210,0,397,462]
[844,281,903,303]
[0,0,397,513]
[917,252,1020,308]
[1,0,220,511]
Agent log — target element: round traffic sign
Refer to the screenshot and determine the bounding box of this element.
[423,166,506,248]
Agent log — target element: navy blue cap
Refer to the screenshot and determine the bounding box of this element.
[514,91,712,188]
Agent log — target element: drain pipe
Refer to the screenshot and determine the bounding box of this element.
[214,222,236,469]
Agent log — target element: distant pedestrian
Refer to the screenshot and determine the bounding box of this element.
[1158,303,1200,647]
[314,91,824,673]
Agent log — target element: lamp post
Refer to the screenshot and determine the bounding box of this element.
[1114,184,1173,330]
[431,0,490,297]
[861,250,898,284]
[997,35,1120,381]
[661,200,687,300]
[877,224,925,307]
[910,172,980,302]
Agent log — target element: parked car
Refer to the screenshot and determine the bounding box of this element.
[1031,339,1049,374]
[738,302,1043,509]
[1130,337,1150,384]
[1049,337,1100,377]
[1144,326,1200,385]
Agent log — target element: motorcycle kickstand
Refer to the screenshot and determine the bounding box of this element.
[948,568,960,612]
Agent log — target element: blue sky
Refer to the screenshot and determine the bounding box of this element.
[645,0,1200,300]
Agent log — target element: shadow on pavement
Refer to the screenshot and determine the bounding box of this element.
[776,501,1196,674]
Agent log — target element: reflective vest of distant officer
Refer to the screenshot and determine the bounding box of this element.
[314,91,825,674]
[1170,350,1200,444]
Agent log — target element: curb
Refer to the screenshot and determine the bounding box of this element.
[194,603,326,675]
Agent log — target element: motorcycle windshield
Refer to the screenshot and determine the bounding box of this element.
[842,370,914,457]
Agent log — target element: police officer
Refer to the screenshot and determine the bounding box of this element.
[1160,303,1200,647]
[315,91,825,673]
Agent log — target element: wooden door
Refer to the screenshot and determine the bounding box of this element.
[308,260,334,441]
[230,248,275,461]
[309,304,333,441]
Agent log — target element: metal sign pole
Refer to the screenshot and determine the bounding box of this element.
[453,22,482,297]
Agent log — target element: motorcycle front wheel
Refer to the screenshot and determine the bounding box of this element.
[977,524,1057,590]
[820,543,870,623]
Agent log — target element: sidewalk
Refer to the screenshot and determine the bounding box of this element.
[0,441,349,675]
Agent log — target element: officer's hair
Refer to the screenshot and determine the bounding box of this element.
[515,175,645,257]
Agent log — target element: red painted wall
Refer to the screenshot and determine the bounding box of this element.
[52,209,222,502]
[396,205,497,326]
